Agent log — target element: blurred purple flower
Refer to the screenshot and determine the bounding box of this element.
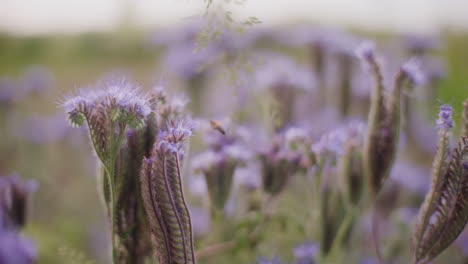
[234,164,262,190]
[390,162,430,196]
[402,34,440,55]
[0,173,38,230]
[244,27,283,47]
[294,241,318,264]
[21,66,54,95]
[12,113,71,144]
[257,256,283,264]
[278,26,360,53]
[192,120,251,210]
[161,44,218,80]
[355,41,376,62]
[0,77,22,107]
[401,59,426,86]
[400,111,438,153]
[149,19,205,47]
[311,119,366,157]
[359,256,379,264]
[188,207,211,237]
[253,52,316,91]
[0,230,37,264]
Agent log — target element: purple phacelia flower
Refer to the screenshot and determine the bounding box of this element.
[99,79,152,123]
[0,230,37,264]
[60,78,152,129]
[436,104,454,129]
[311,120,366,157]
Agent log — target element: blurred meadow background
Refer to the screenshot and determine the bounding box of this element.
[1,1,468,263]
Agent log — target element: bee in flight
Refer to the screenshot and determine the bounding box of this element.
[209,120,226,135]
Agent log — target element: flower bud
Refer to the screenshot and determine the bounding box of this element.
[360,45,422,198]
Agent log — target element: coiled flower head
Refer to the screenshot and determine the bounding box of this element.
[60,78,152,166]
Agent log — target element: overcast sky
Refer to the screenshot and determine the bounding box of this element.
[1,0,468,35]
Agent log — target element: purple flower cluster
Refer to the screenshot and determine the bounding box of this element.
[311,120,366,157]
[0,230,37,264]
[436,104,454,129]
[61,78,152,129]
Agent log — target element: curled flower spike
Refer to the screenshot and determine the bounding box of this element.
[412,104,468,264]
[360,43,422,198]
[140,121,195,264]
[413,136,468,264]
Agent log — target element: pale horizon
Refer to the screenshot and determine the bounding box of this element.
[1,0,468,35]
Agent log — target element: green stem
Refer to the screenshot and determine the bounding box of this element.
[325,206,356,263]
[106,123,127,264]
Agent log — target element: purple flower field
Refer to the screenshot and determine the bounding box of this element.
[1,4,468,264]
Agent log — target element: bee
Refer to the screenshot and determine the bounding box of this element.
[210,120,226,135]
